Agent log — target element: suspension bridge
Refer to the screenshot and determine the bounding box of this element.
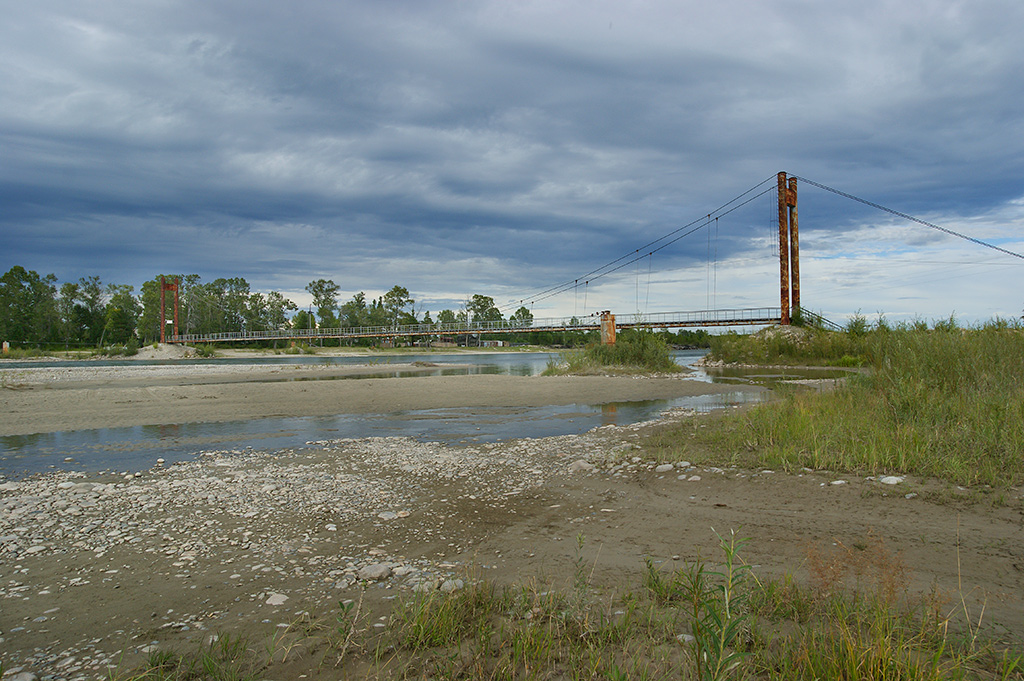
[160,170,1018,345]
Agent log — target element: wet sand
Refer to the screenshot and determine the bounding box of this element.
[0,362,745,436]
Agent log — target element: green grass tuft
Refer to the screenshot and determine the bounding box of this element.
[544,330,683,375]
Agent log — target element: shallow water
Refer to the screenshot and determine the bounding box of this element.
[0,390,765,477]
[0,349,773,478]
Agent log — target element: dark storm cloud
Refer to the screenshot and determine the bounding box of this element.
[2,0,1022,317]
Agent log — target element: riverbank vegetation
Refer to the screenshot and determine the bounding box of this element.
[112,534,1021,680]
[543,330,684,375]
[667,316,1024,486]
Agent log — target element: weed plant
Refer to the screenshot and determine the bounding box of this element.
[695,317,1024,486]
[108,536,1022,680]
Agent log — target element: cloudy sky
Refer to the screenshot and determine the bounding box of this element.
[3,0,1023,324]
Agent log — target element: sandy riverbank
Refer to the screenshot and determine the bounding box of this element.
[0,362,740,437]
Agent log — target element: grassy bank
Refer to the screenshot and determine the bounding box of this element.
[112,535,1021,680]
[680,318,1024,486]
[544,330,684,375]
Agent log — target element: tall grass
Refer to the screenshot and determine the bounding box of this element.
[544,330,683,375]
[697,318,1024,486]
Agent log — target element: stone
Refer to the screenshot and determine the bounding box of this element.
[357,563,392,581]
[568,460,595,474]
[377,511,398,521]
[879,476,904,485]
[687,475,701,482]
[830,480,848,486]
[655,464,674,473]
[412,580,438,593]
[7,672,39,681]
[440,578,464,593]
[676,633,695,644]
[265,592,288,606]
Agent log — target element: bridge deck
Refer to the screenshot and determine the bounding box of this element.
[169,307,781,344]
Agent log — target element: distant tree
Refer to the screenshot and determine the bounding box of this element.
[244,292,268,331]
[467,294,502,323]
[511,306,534,325]
[292,309,314,330]
[422,310,433,325]
[58,282,82,345]
[383,285,414,326]
[437,309,457,325]
[306,279,340,327]
[103,284,140,344]
[77,276,106,344]
[366,297,388,326]
[265,292,297,329]
[340,292,367,327]
[0,266,58,343]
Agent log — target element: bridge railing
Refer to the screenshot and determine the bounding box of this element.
[169,307,782,343]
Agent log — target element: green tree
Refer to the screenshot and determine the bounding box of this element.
[383,285,414,326]
[103,284,141,344]
[437,309,457,325]
[292,309,314,330]
[58,281,82,345]
[511,306,534,325]
[77,276,106,344]
[467,294,502,323]
[0,266,58,343]
[306,279,340,328]
[265,291,297,329]
[340,292,368,328]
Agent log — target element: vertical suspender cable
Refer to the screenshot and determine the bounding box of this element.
[713,217,719,310]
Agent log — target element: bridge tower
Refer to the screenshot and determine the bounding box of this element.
[159,277,180,343]
[777,171,800,324]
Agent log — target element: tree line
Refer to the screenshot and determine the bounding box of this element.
[0,268,534,347]
[0,266,710,349]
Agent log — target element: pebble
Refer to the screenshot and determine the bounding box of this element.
[655,463,674,473]
[358,564,393,582]
[569,460,596,474]
[879,476,905,485]
[7,672,38,681]
[440,578,464,593]
[265,593,288,606]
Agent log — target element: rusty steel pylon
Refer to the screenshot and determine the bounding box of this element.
[777,171,800,325]
[159,276,180,343]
